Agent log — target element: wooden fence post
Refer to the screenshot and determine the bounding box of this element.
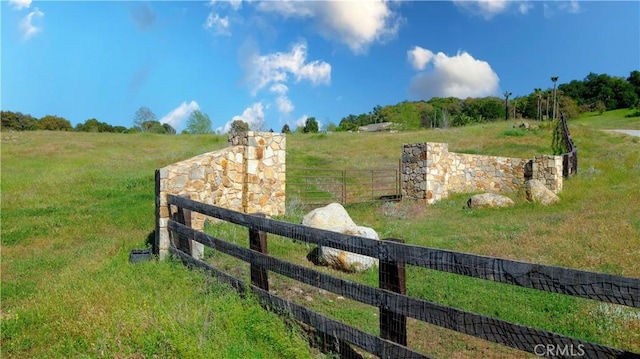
[171,194,192,255]
[249,213,269,291]
[379,238,407,346]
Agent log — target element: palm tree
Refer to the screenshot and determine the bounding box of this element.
[545,90,551,120]
[504,91,512,120]
[534,88,542,121]
[551,76,559,120]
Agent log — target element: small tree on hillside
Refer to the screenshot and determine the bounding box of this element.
[186,110,213,134]
[142,120,166,134]
[133,107,156,132]
[303,117,319,133]
[38,115,73,131]
[281,123,291,133]
[229,120,249,133]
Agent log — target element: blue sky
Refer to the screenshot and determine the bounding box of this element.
[2,1,638,133]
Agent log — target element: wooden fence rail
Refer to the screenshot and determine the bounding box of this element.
[560,113,578,177]
[166,194,639,358]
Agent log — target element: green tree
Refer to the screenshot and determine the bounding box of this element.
[162,123,176,135]
[230,120,249,133]
[141,120,166,134]
[186,110,213,134]
[38,115,72,131]
[281,124,291,133]
[133,107,156,132]
[303,117,319,133]
[1,111,38,131]
[75,118,115,132]
[628,70,640,100]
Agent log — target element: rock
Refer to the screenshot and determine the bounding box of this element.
[467,193,515,209]
[302,203,379,272]
[302,203,357,229]
[525,179,560,205]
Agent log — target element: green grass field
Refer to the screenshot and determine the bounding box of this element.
[2,109,639,358]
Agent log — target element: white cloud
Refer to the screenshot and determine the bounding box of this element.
[518,2,533,15]
[207,0,242,11]
[248,42,331,96]
[9,0,31,10]
[203,12,230,36]
[269,83,288,95]
[228,0,242,11]
[159,101,200,130]
[257,1,402,54]
[243,43,330,117]
[566,1,580,13]
[276,96,294,114]
[407,46,434,71]
[268,84,294,114]
[453,0,510,19]
[217,102,265,133]
[20,7,44,40]
[270,83,294,114]
[204,0,242,36]
[546,1,580,16]
[408,48,500,99]
[295,115,308,129]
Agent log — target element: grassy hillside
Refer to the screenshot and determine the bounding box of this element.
[2,109,639,358]
[0,132,314,358]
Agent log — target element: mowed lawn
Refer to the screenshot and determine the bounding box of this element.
[1,109,639,357]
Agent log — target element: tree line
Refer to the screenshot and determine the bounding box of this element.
[1,106,213,134]
[335,70,640,131]
[3,71,638,133]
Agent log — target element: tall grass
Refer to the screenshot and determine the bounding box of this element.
[279,112,639,356]
[1,132,314,358]
[2,109,638,358]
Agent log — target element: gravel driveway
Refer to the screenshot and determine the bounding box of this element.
[604,129,640,137]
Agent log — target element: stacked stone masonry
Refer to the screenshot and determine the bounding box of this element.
[402,142,562,204]
[156,131,286,259]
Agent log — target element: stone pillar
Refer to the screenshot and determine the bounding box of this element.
[155,132,286,260]
[531,155,563,193]
[243,132,286,216]
[401,143,428,200]
[424,143,450,204]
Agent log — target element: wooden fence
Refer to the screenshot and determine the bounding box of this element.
[560,113,578,177]
[165,194,639,358]
[287,167,401,206]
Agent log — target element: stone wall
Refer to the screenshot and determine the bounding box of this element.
[402,142,562,204]
[155,131,286,259]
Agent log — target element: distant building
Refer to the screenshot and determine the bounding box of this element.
[358,122,393,132]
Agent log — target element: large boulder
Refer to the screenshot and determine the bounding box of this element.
[302,203,379,272]
[467,193,515,209]
[525,179,560,205]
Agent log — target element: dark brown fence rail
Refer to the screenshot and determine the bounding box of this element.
[166,194,639,358]
[560,113,578,177]
[287,167,401,206]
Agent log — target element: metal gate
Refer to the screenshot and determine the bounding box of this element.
[287,167,401,206]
